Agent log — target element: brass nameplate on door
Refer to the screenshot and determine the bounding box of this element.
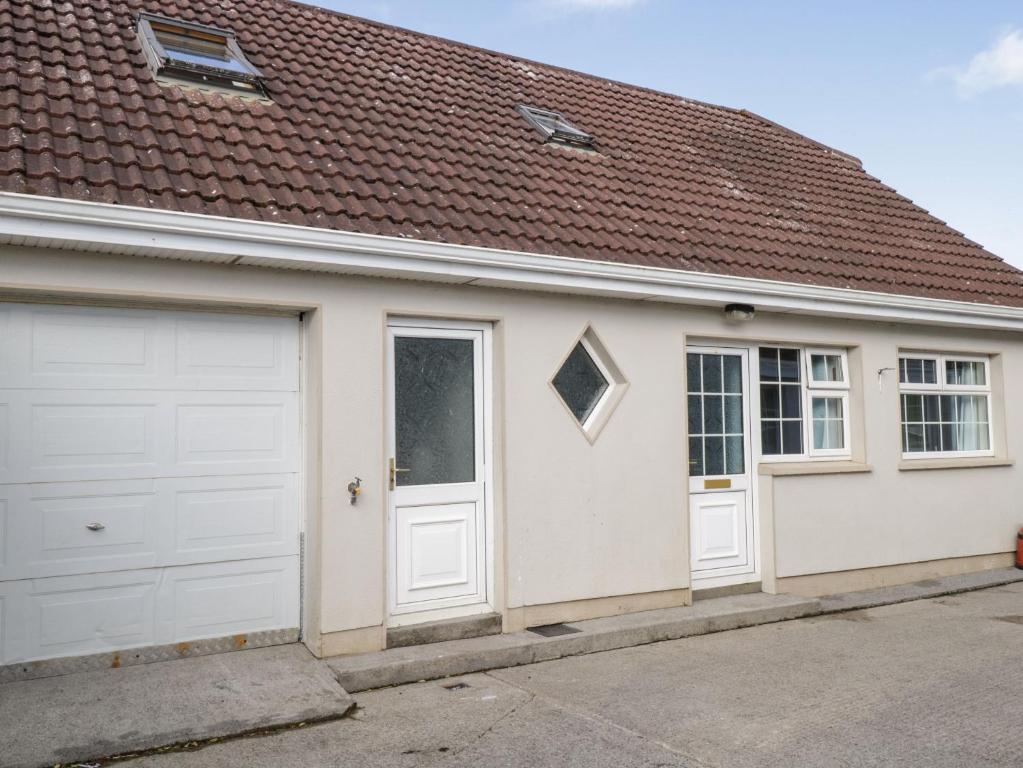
[704,478,732,490]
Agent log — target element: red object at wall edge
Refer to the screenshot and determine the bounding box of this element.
[1016,528,1023,570]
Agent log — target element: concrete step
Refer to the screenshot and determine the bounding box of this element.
[327,592,820,693]
[817,566,1023,614]
[386,611,502,648]
[0,643,354,768]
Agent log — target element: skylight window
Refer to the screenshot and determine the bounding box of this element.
[137,13,264,96]
[517,106,595,148]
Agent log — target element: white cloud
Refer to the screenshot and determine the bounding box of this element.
[953,29,1023,96]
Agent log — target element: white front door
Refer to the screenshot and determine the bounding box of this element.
[386,320,492,625]
[686,346,758,588]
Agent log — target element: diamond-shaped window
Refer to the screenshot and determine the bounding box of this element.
[551,327,627,440]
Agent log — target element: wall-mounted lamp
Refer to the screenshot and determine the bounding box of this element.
[724,303,755,322]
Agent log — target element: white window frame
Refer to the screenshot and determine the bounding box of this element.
[577,335,615,431]
[758,345,852,462]
[898,352,993,460]
[897,352,942,391]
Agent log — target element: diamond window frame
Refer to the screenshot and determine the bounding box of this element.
[137,13,265,96]
[549,326,627,442]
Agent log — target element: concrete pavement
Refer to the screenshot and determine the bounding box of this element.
[113,581,1023,768]
[0,644,353,768]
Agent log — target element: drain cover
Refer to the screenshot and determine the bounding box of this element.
[527,623,581,637]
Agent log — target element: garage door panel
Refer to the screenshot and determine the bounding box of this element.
[172,474,298,563]
[30,306,160,384]
[0,495,7,570]
[175,398,296,472]
[23,570,159,662]
[0,581,15,663]
[31,402,159,474]
[0,390,297,484]
[159,557,298,643]
[0,304,298,392]
[174,315,298,391]
[0,481,159,581]
[0,475,298,581]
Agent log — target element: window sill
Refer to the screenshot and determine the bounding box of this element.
[758,461,872,477]
[898,457,1014,471]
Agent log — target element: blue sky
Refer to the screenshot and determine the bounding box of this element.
[320,0,1023,268]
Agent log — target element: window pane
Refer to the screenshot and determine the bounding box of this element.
[923,394,940,422]
[829,420,845,449]
[688,436,704,476]
[688,395,702,435]
[781,420,802,454]
[900,357,938,385]
[759,348,779,382]
[902,394,923,423]
[811,353,843,382]
[924,423,941,452]
[781,384,801,418]
[812,397,826,419]
[686,353,701,393]
[394,336,475,486]
[827,398,842,419]
[761,421,780,454]
[156,30,250,73]
[958,394,988,423]
[811,396,844,450]
[552,342,610,424]
[702,355,722,393]
[946,360,985,386]
[724,394,743,434]
[939,394,957,422]
[779,348,800,382]
[760,384,780,419]
[922,359,937,384]
[905,423,924,452]
[725,435,744,474]
[723,355,742,393]
[812,418,826,450]
[704,435,724,475]
[904,357,922,383]
[704,394,723,434]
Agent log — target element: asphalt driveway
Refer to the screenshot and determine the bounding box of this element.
[120,582,1023,767]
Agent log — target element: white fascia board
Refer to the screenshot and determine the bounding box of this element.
[1,191,1022,331]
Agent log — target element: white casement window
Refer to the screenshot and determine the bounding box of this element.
[758,346,851,460]
[899,353,992,458]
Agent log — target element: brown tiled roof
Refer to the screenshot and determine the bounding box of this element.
[5,0,1023,306]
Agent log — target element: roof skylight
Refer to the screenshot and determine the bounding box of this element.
[517,105,595,148]
[137,13,264,96]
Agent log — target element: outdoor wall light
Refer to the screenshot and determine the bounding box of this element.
[724,303,755,322]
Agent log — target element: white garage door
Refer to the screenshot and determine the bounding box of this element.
[0,303,301,665]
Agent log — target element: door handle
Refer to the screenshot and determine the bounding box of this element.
[85,522,106,531]
[388,457,411,490]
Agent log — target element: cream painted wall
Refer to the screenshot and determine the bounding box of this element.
[3,247,1021,642]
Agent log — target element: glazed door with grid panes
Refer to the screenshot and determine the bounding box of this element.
[385,321,492,625]
[686,347,757,586]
